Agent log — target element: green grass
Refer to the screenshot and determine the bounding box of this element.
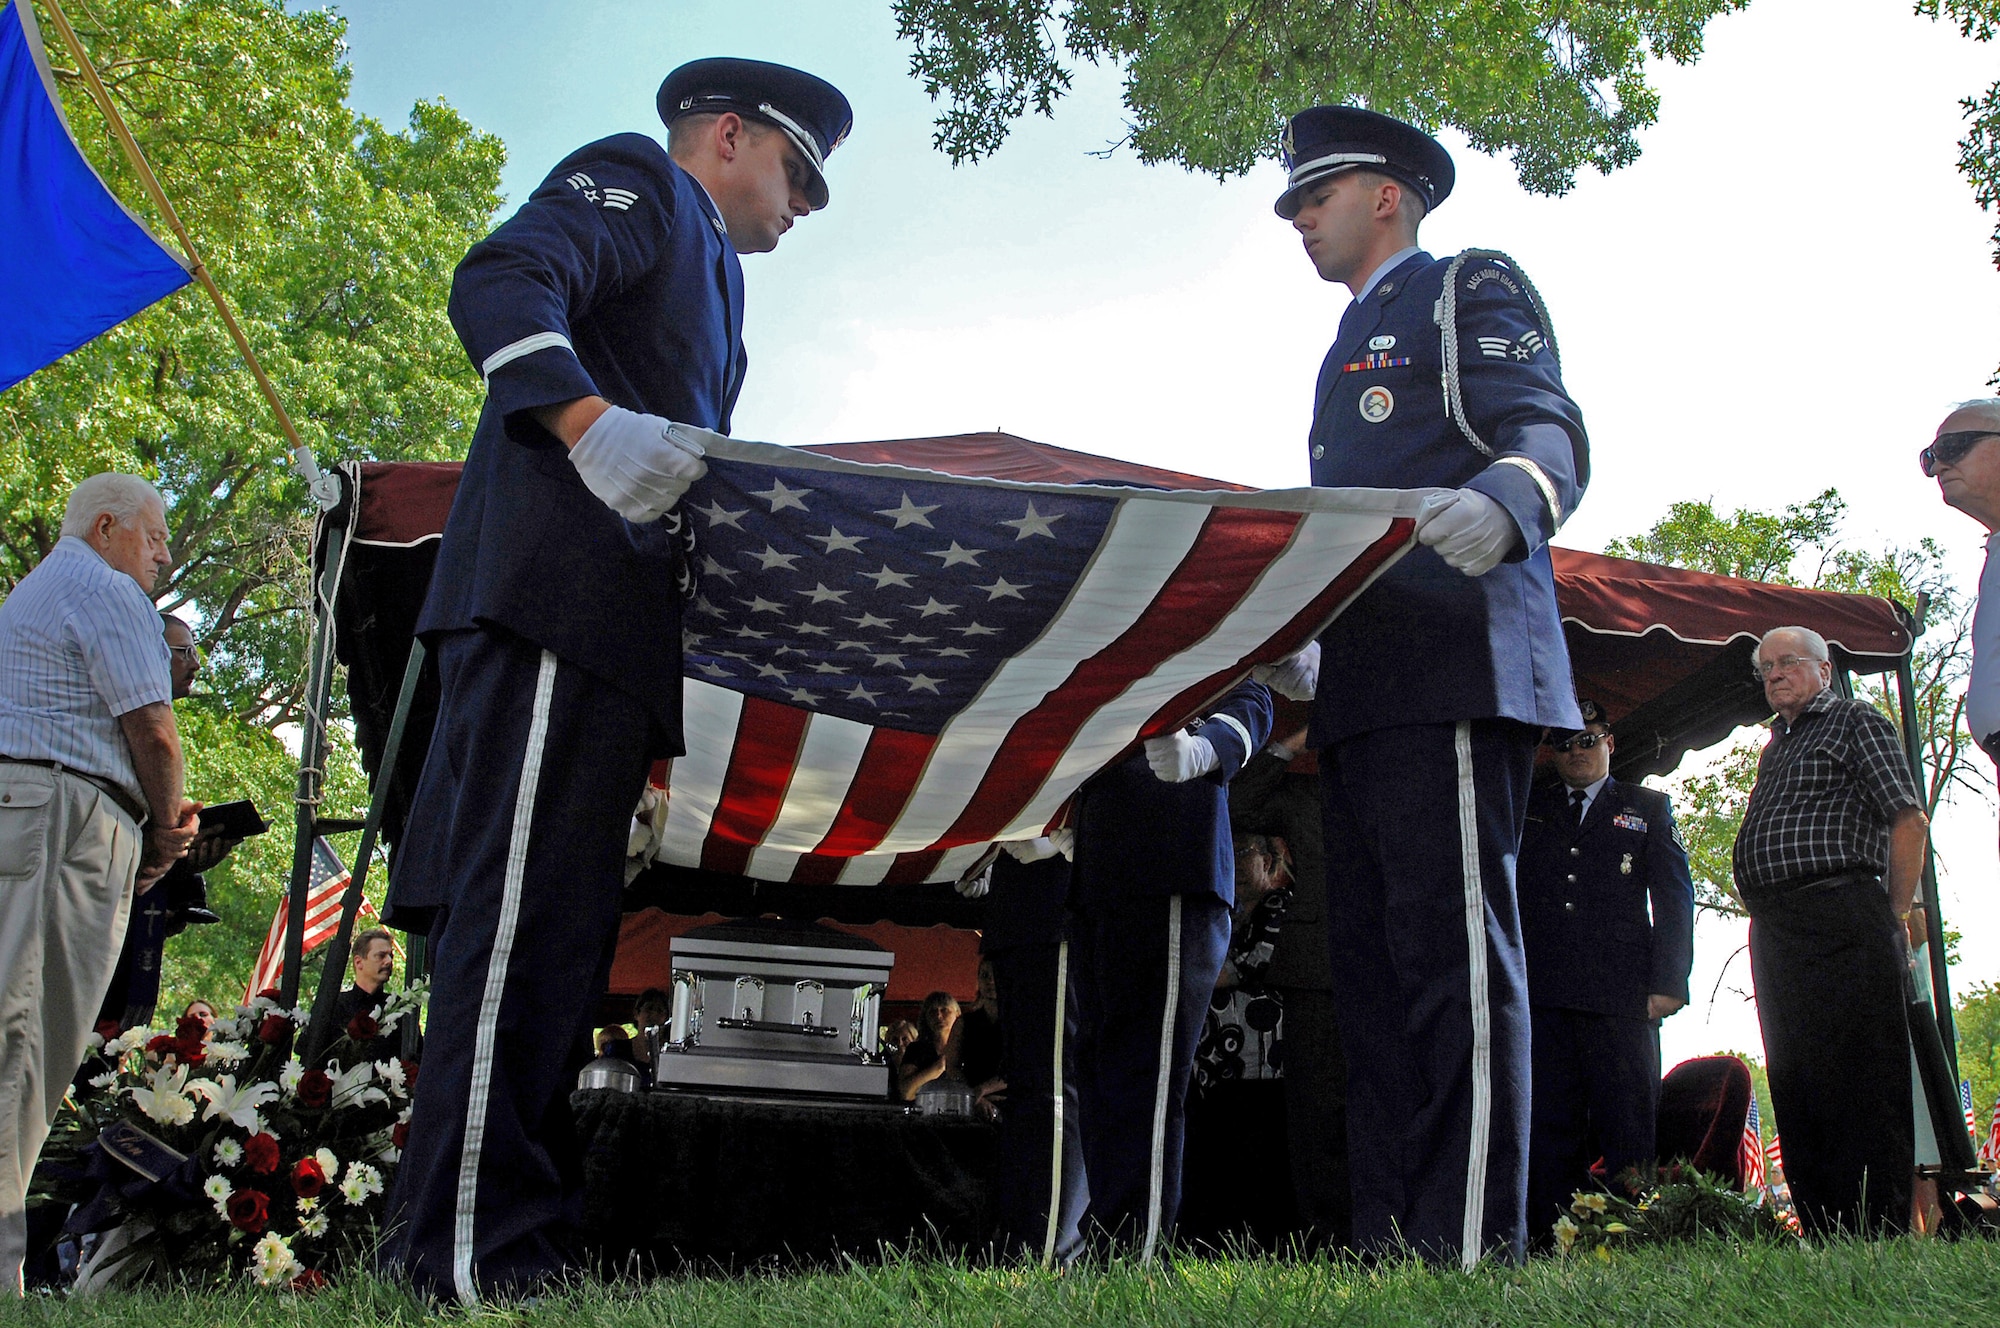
[6,1239,1999,1327]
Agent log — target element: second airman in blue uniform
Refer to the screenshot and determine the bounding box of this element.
[1269,106,1590,1266]
[1516,699,1695,1241]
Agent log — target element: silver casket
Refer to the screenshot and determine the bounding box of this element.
[656,918,891,1098]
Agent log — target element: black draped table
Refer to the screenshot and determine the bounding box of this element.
[573,1089,997,1268]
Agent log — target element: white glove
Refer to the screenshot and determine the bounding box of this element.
[955,865,992,898]
[1415,488,1519,576]
[1252,641,1320,701]
[567,405,708,523]
[1145,731,1219,783]
[1048,827,1075,861]
[1001,837,1059,863]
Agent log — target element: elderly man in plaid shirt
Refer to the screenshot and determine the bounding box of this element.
[1732,625,1929,1236]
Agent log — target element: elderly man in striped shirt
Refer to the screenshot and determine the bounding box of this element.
[0,472,200,1293]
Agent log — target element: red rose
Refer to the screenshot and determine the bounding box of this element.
[175,1014,207,1043]
[94,1019,122,1043]
[244,1132,280,1174]
[345,1012,380,1042]
[226,1187,269,1233]
[296,1069,332,1109]
[289,1268,328,1292]
[401,1058,419,1089]
[291,1157,326,1199]
[392,1121,410,1150]
[258,1013,290,1045]
[256,987,282,1002]
[145,1034,176,1056]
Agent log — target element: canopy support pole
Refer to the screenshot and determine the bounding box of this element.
[279,503,349,1009]
[1893,656,1957,1066]
[300,637,427,1063]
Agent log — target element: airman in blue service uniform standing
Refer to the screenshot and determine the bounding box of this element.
[1068,679,1273,1257]
[379,59,852,1304]
[1515,699,1695,1241]
[973,680,1273,1263]
[1266,106,1590,1266]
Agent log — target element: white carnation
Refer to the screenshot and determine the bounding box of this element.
[315,1147,339,1177]
[205,1040,249,1068]
[87,1072,117,1091]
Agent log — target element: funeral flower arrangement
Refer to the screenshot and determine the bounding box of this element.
[32,982,426,1290]
[1554,1163,1793,1260]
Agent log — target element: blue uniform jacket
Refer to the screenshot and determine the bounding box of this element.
[418,133,745,750]
[1516,777,1696,1020]
[980,853,1072,954]
[1072,681,1274,908]
[1307,250,1588,746]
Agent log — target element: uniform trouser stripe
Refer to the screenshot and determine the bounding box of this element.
[1041,938,1069,1267]
[1453,719,1494,1269]
[451,649,559,1304]
[1141,894,1183,1264]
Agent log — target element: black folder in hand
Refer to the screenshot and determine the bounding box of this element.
[198,799,268,839]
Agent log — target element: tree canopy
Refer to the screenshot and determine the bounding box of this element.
[892,0,1749,194]
[0,0,506,1016]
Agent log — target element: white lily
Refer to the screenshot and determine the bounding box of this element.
[128,1064,194,1126]
[188,1074,280,1130]
[329,1059,387,1110]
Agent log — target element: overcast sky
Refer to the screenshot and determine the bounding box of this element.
[330,0,1999,1067]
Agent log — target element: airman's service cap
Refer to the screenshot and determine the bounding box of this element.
[658,58,852,210]
[1575,697,1610,728]
[1275,106,1454,220]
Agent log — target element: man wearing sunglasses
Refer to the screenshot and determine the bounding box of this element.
[1926,399,2000,775]
[1515,699,1694,1242]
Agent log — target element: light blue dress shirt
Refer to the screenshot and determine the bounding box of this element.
[0,536,171,804]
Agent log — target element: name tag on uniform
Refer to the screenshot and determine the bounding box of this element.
[1611,812,1648,833]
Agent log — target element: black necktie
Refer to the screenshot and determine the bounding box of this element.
[1569,788,1587,830]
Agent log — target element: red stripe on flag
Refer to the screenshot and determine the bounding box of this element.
[883,849,946,886]
[786,852,848,887]
[700,698,812,877]
[924,507,1305,850]
[1131,518,1413,746]
[802,727,940,864]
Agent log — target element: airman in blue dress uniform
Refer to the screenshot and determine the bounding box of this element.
[971,679,1273,1263]
[379,58,852,1304]
[1516,700,1695,1241]
[1271,106,1590,1266]
[1068,679,1273,1256]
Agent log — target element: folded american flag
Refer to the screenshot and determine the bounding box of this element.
[654,434,1421,885]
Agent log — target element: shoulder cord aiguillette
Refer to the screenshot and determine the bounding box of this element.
[1434,249,1561,460]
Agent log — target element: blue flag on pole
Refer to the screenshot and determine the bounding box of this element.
[0,0,190,392]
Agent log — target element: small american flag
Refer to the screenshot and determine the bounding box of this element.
[1983,1094,2000,1167]
[658,435,1417,885]
[1963,1080,1979,1141]
[244,837,384,1001]
[1740,1095,1765,1190]
[1765,1131,1783,1176]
